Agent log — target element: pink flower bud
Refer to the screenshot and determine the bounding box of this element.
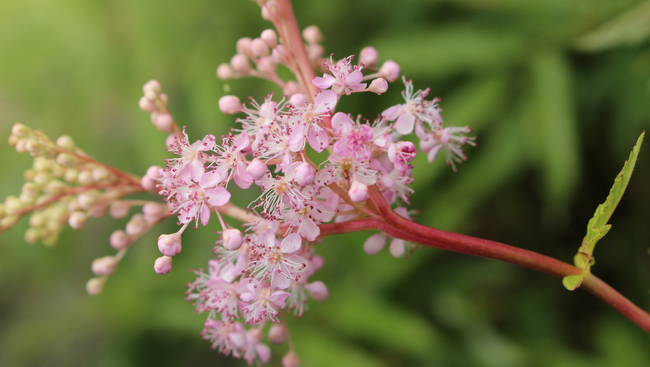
[250,38,270,57]
[302,25,322,44]
[155,113,174,133]
[359,46,379,67]
[218,95,242,115]
[154,256,173,275]
[230,54,251,73]
[143,80,161,99]
[368,78,389,95]
[305,281,329,302]
[110,230,131,250]
[216,63,234,80]
[12,123,31,138]
[92,256,118,276]
[295,162,315,186]
[379,60,400,82]
[158,233,182,256]
[282,350,300,367]
[289,93,307,107]
[363,233,387,255]
[143,202,168,223]
[142,165,161,191]
[236,37,252,55]
[68,211,87,230]
[247,158,268,180]
[272,45,288,64]
[388,141,417,172]
[86,277,105,296]
[283,81,300,96]
[139,96,157,112]
[307,44,324,63]
[268,324,287,344]
[261,29,278,48]
[223,228,243,251]
[126,214,146,236]
[348,180,368,202]
[257,56,276,74]
[261,4,273,20]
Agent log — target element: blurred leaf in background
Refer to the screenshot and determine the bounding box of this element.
[1,0,649,366]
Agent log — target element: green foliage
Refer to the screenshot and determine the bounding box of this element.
[563,132,645,290]
[1,0,649,366]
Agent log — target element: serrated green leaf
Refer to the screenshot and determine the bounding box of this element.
[563,275,584,291]
[564,132,644,290]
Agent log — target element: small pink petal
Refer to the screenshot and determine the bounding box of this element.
[240,291,257,302]
[363,233,386,255]
[315,90,338,111]
[331,112,352,135]
[308,127,329,153]
[234,160,253,189]
[395,114,416,135]
[256,344,271,363]
[206,187,231,206]
[288,125,306,152]
[281,233,302,253]
[382,104,403,121]
[344,70,363,86]
[312,74,336,89]
[270,291,290,308]
[198,135,215,151]
[200,204,211,226]
[299,218,320,241]
[199,171,223,188]
[233,132,250,152]
[389,238,405,257]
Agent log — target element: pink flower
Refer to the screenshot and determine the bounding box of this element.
[331,112,373,160]
[166,129,215,182]
[164,171,231,227]
[240,282,291,324]
[313,55,367,95]
[387,141,417,172]
[212,132,254,189]
[288,90,336,153]
[246,231,307,289]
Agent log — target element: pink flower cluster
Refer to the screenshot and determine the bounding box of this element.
[141,26,474,362]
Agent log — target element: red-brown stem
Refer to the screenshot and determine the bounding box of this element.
[276,0,317,101]
[316,188,650,334]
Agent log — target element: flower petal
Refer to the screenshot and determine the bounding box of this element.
[206,187,231,207]
[281,233,302,253]
[395,114,415,135]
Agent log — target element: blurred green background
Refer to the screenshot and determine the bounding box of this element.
[1,0,650,366]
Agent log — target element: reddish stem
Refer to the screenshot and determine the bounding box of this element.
[316,187,650,334]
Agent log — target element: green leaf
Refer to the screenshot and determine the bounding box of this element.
[562,275,584,291]
[563,132,644,290]
[574,1,650,52]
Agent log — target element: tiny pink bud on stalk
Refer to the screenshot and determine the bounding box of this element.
[282,350,300,367]
[359,46,379,67]
[154,256,173,275]
[143,79,161,100]
[223,228,243,251]
[305,281,329,302]
[257,56,277,74]
[236,37,252,55]
[379,60,400,82]
[230,54,251,73]
[368,78,388,95]
[158,233,182,256]
[295,162,315,186]
[155,114,174,133]
[247,158,269,180]
[110,230,131,250]
[348,180,369,202]
[216,63,234,80]
[126,214,147,236]
[289,93,307,106]
[302,25,322,44]
[142,165,162,191]
[272,45,288,64]
[86,277,106,296]
[284,81,300,96]
[68,211,87,230]
[268,324,288,344]
[218,95,242,115]
[261,29,278,48]
[92,256,118,276]
[139,96,157,112]
[250,38,270,57]
[110,201,130,219]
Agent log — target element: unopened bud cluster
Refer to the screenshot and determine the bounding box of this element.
[2,125,142,245]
